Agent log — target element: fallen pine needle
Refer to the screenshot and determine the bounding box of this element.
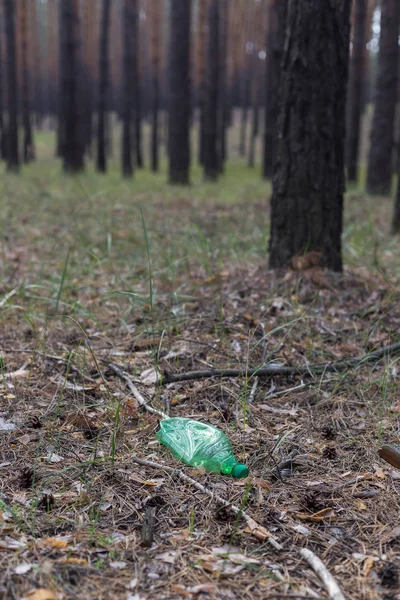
[131,453,282,550]
[299,548,346,600]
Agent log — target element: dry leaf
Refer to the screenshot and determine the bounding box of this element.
[381,526,400,544]
[355,498,368,511]
[43,538,69,548]
[374,467,386,479]
[244,516,272,541]
[23,589,56,600]
[362,556,375,578]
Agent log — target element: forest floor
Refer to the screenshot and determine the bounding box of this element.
[0,136,400,600]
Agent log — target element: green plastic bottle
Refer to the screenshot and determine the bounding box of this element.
[156,418,249,478]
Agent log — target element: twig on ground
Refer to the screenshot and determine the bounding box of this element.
[161,340,400,384]
[248,376,259,403]
[299,548,346,600]
[107,362,168,419]
[131,453,282,550]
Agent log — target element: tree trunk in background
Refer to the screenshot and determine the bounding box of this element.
[393,156,400,233]
[168,0,191,185]
[269,0,351,272]
[0,10,6,160]
[218,0,228,172]
[197,0,208,165]
[150,0,162,172]
[96,0,111,173]
[203,0,219,181]
[82,0,95,155]
[60,0,85,172]
[346,0,367,183]
[366,0,400,195]
[135,11,143,170]
[263,0,287,179]
[4,0,19,171]
[20,0,34,162]
[121,0,137,177]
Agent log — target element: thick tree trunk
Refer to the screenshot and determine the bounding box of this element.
[151,0,162,172]
[168,0,191,185]
[269,0,351,272]
[346,0,367,183]
[121,0,137,177]
[218,0,228,172]
[4,0,19,171]
[97,0,111,173]
[393,160,400,233]
[263,0,287,179]
[0,10,6,160]
[59,0,85,172]
[366,0,400,195]
[197,0,208,165]
[20,0,34,162]
[203,0,219,181]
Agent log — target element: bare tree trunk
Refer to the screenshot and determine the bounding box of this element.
[366,0,400,194]
[263,0,287,179]
[346,0,367,183]
[269,0,351,272]
[20,0,34,162]
[150,0,162,172]
[96,0,111,173]
[59,0,85,172]
[168,0,191,184]
[121,0,137,177]
[4,0,19,171]
[203,0,219,181]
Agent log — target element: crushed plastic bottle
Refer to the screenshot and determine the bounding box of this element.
[156,417,249,478]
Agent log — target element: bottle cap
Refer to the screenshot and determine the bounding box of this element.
[232,464,249,479]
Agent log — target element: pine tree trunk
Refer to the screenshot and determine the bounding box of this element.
[60,0,85,172]
[4,0,19,171]
[197,0,208,165]
[168,0,191,185]
[218,0,228,172]
[269,0,351,272]
[0,10,6,160]
[20,0,34,162]
[151,0,162,172]
[366,0,400,195]
[203,0,219,181]
[121,0,137,177]
[393,158,400,233]
[263,0,287,179]
[346,0,367,183]
[97,0,111,173]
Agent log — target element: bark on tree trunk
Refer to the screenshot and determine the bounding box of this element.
[393,160,400,233]
[121,0,137,177]
[97,0,111,173]
[168,0,191,185]
[346,0,367,183]
[269,0,352,272]
[366,0,400,195]
[197,0,208,165]
[4,0,19,171]
[59,0,85,172]
[0,9,6,160]
[20,0,34,162]
[203,0,219,181]
[151,0,162,172]
[263,0,287,179]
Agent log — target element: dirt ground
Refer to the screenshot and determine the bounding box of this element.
[0,153,400,599]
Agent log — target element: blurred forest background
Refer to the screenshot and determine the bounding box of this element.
[1,2,400,600]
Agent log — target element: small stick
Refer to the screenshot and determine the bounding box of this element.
[299,548,346,600]
[107,363,168,419]
[248,376,259,403]
[131,453,282,550]
[161,340,400,384]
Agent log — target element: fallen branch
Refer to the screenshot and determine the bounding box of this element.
[299,548,346,600]
[161,340,400,384]
[107,362,168,419]
[131,453,282,550]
